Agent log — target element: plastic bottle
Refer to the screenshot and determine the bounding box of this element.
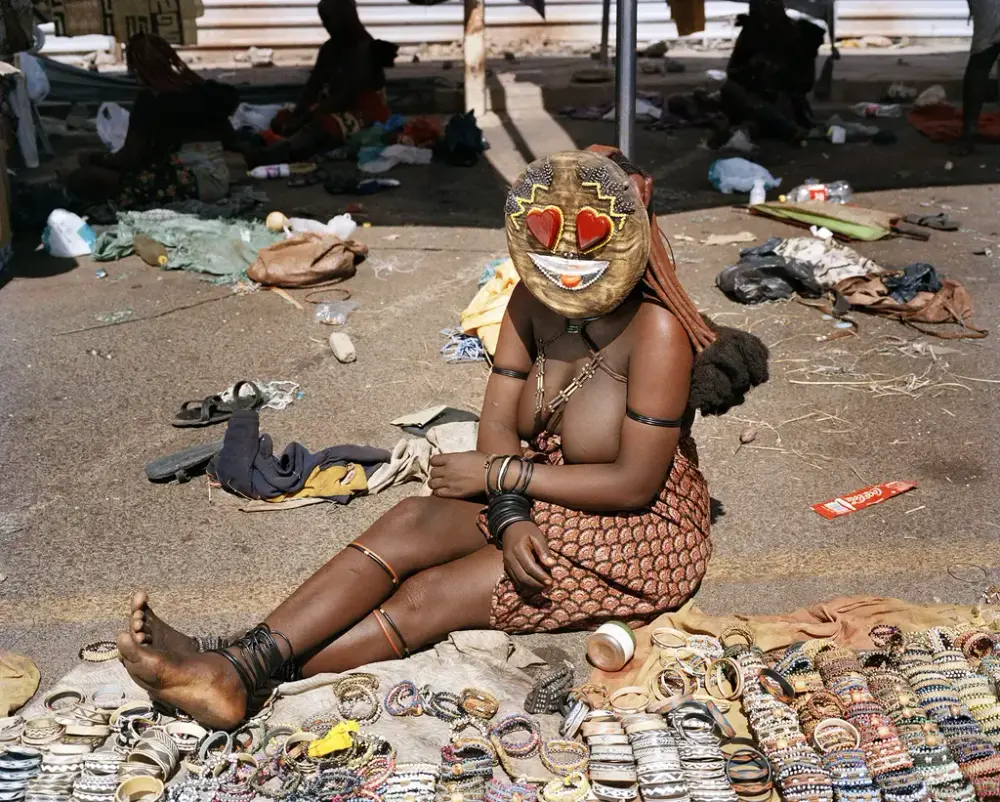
[749,178,767,206]
[133,234,168,267]
[785,178,853,204]
[851,102,902,118]
[248,162,316,179]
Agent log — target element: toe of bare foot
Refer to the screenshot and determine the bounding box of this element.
[128,590,197,652]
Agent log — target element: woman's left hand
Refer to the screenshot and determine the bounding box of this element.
[428,451,487,498]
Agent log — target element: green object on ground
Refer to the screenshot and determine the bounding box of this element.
[750,202,891,241]
[92,210,282,283]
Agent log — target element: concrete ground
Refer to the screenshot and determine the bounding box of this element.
[2,105,1000,694]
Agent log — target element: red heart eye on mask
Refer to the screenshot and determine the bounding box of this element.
[525,207,563,250]
[576,208,613,252]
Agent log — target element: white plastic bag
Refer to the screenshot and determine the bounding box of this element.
[358,144,434,174]
[41,210,96,258]
[230,102,287,132]
[96,102,130,152]
[708,158,781,194]
[18,54,49,102]
[285,214,358,240]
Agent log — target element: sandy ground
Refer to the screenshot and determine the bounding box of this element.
[2,108,999,693]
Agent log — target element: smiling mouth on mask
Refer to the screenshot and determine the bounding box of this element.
[528,253,609,291]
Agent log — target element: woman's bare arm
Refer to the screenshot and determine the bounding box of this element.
[518,303,693,511]
[476,283,535,458]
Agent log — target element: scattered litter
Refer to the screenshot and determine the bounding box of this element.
[0,573,5,583]
[358,144,433,174]
[97,310,133,324]
[885,82,917,101]
[329,332,357,363]
[133,234,169,267]
[325,177,401,196]
[706,69,727,81]
[904,506,926,515]
[750,200,891,241]
[785,179,852,204]
[283,214,358,240]
[249,162,316,180]
[391,405,447,428]
[314,300,360,325]
[41,209,95,258]
[244,46,274,67]
[266,211,288,232]
[749,179,767,206]
[86,348,113,359]
[231,102,288,133]
[722,129,755,153]
[441,327,486,362]
[708,158,780,194]
[96,101,129,152]
[851,102,901,118]
[810,225,834,240]
[734,426,757,454]
[914,85,947,108]
[885,338,961,360]
[716,237,822,304]
[827,125,846,145]
[220,380,300,411]
[811,481,917,520]
[702,232,756,246]
[95,269,107,279]
[602,98,662,122]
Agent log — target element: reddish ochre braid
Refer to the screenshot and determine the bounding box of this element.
[126,33,204,94]
[586,144,718,353]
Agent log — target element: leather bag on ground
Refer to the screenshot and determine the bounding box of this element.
[248,233,367,288]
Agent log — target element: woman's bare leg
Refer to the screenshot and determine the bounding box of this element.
[298,545,503,674]
[118,496,488,728]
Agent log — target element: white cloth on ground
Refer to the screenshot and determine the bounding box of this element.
[774,237,882,288]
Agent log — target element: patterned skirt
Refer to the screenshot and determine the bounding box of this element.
[482,432,712,634]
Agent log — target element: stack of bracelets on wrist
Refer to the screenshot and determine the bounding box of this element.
[667,701,737,802]
[730,637,833,802]
[485,456,535,544]
[815,644,928,802]
[861,650,973,802]
[927,628,1000,749]
[897,631,1000,800]
[581,712,639,802]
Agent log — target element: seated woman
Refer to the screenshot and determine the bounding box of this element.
[244,0,397,168]
[116,147,769,730]
[66,33,239,207]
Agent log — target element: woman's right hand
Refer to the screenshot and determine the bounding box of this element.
[502,522,556,595]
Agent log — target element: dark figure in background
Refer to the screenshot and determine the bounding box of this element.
[957,0,1000,154]
[718,0,825,144]
[66,34,239,206]
[245,0,398,167]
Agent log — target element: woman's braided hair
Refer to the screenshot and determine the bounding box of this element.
[585,144,769,415]
[126,33,204,94]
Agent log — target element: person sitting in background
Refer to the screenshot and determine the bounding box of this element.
[65,33,238,207]
[717,0,824,145]
[956,0,1000,155]
[244,0,398,167]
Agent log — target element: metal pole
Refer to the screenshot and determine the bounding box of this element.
[614,0,637,158]
[599,0,611,66]
[464,0,487,117]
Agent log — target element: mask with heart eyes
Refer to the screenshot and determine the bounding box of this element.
[504,150,650,319]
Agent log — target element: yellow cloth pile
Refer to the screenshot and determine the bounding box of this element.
[460,259,520,356]
[266,463,369,503]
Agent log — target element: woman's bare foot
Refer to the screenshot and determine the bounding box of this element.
[129,591,199,653]
[116,632,247,730]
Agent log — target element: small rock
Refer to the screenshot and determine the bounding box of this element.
[0,573,6,583]
[739,427,757,445]
[95,268,107,278]
[643,40,668,58]
[945,161,954,171]
[411,54,420,63]
[329,332,357,363]
[503,51,516,62]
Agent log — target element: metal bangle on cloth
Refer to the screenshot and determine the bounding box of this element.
[525,663,575,715]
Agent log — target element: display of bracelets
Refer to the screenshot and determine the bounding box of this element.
[540,772,590,802]
[525,663,574,716]
[460,689,500,722]
[580,714,640,802]
[425,690,464,723]
[539,740,588,777]
[333,674,382,725]
[384,763,438,802]
[721,739,771,801]
[731,644,833,802]
[667,701,736,802]
[385,681,426,718]
[927,628,1000,748]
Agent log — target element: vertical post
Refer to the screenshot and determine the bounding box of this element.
[464,0,487,117]
[614,0,637,158]
[598,0,611,67]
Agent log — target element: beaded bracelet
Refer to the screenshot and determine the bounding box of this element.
[490,714,541,759]
[539,740,588,776]
[336,682,382,725]
[541,773,590,802]
[461,688,500,721]
[485,779,536,802]
[385,681,425,717]
[426,691,464,722]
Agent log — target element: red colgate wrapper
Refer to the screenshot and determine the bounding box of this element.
[811,481,918,520]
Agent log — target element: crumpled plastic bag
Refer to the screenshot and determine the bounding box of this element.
[708,157,781,194]
[715,237,822,304]
[883,262,942,303]
[96,102,130,152]
[773,237,882,288]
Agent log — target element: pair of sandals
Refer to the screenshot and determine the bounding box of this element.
[147,381,263,483]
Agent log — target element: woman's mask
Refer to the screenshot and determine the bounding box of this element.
[504,150,650,319]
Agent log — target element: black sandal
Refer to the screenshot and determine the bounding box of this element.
[903,213,959,231]
[172,381,263,428]
[145,440,224,483]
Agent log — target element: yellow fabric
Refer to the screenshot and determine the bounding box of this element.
[308,721,359,757]
[266,463,369,503]
[460,258,520,356]
[667,0,706,36]
[0,651,40,717]
[590,595,998,693]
